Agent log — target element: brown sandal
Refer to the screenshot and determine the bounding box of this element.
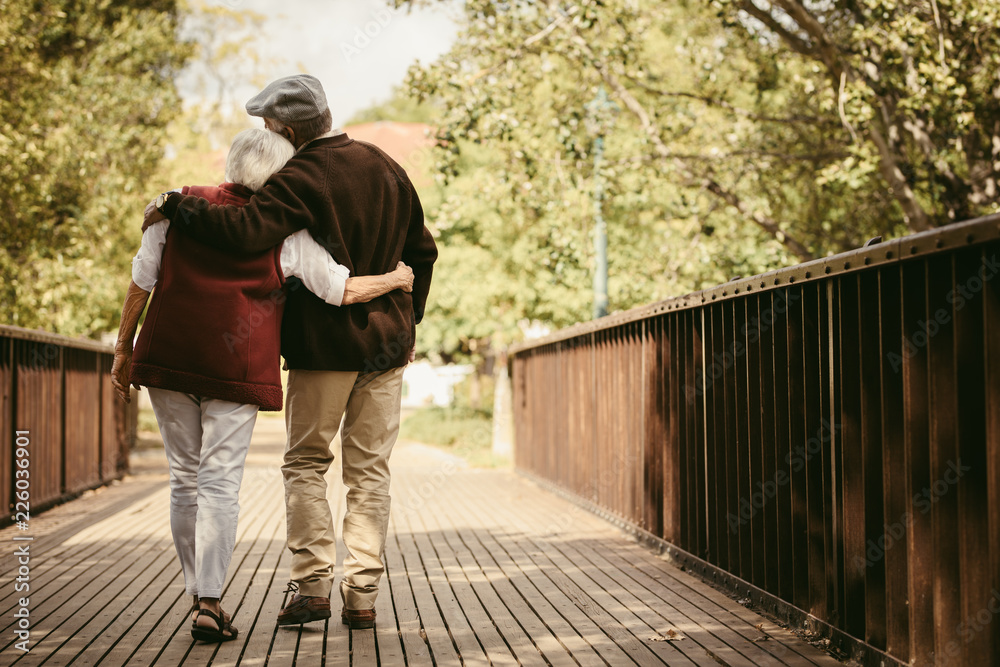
[190,597,230,626]
[191,608,239,643]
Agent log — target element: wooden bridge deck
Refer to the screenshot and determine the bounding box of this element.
[0,418,842,666]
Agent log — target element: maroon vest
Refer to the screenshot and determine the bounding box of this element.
[131,183,285,410]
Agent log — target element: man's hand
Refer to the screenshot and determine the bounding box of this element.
[111,347,133,404]
[144,199,166,229]
[392,261,414,293]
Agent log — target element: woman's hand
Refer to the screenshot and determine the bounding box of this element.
[111,347,133,404]
[393,261,414,293]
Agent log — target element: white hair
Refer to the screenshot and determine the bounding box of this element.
[224,128,295,192]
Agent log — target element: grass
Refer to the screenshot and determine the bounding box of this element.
[138,389,508,468]
[136,406,163,450]
[399,406,509,468]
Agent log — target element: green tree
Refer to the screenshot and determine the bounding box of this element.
[717,0,1000,229]
[346,84,440,126]
[0,0,189,335]
[399,0,999,357]
[153,4,274,195]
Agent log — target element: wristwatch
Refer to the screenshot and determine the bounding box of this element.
[154,191,174,213]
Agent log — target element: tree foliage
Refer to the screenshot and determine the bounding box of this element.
[717,0,1000,229]
[0,0,188,335]
[397,0,1000,360]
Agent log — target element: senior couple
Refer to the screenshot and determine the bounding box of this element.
[111,75,437,642]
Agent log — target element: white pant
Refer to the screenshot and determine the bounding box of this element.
[147,388,258,598]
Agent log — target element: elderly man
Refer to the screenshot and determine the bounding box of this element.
[147,74,437,629]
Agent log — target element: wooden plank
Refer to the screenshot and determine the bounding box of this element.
[573,536,797,667]
[456,475,673,666]
[952,247,992,666]
[414,475,560,667]
[501,471,809,667]
[371,550,405,667]
[925,254,962,661]
[206,470,288,666]
[591,534,844,667]
[388,497,464,666]
[81,480,284,664]
[440,480,608,667]
[486,463,840,667]
[232,542,292,667]
[404,480,523,665]
[3,496,174,661]
[758,291,780,597]
[742,297,765,589]
[858,269,887,650]
[0,479,158,579]
[393,478,495,666]
[322,484,348,667]
[984,241,1000,667]
[878,264,910,662]
[0,424,859,667]
[264,575,308,666]
[0,483,167,614]
[454,478,638,665]
[16,530,178,665]
[121,464,282,666]
[39,535,190,665]
[546,537,748,666]
[437,502,583,667]
[96,569,188,665]
[382,514,433,664]
[837,275,867,640]
[803,283,829,619]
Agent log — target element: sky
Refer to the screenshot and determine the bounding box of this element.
[177,0,462,124]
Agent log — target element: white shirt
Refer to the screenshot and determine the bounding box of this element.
[132,221,350,306]
[298,128,344,152]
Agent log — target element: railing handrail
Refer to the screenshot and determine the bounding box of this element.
[511,212,1000,354]
[0,324,113,354]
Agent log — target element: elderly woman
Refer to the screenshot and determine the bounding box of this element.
[111,128,412,643]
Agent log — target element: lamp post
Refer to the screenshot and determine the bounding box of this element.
[585,87,618,319]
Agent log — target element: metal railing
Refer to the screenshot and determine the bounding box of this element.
[1,325,136,521]
[510,214,1000,667]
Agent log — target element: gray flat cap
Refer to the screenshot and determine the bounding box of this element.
[245,74,329,122]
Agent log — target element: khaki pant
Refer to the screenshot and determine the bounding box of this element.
[282,366,404,609]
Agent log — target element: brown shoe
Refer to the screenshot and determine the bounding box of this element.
[341,608,376,629]
[277,584,331,626]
